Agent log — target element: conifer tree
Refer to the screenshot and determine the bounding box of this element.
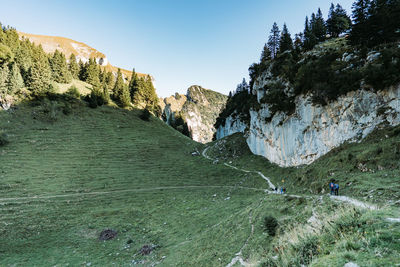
[279,23,293,53]
[119,83,131,107]
[327,3,352,37]
[350,0,371,46]
[8,62,24,94]
[260,44,272,63]
[14,39,33,82]
[68,53,79,79]
[267,22,280,58]
[132,75,158,110]
[113,68,124,97]
[129,68,139,102]
[50,50,72,83]
[85,58,100,86]
[104,71,114,90]
[28,56,52,97]
[78,60,87,81]
[311,8,327,43]
[303,16,316,50]
[102,80,110,104]
[0,65,9,96]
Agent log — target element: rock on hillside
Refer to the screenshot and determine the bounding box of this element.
[18,31,148,80]
[160,86,228,143]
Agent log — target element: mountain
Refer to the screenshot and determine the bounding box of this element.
[215,38,400,167]
[160,85,228,143]
[17,31,148,80]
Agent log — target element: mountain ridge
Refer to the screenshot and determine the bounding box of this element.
[17,31,149,80]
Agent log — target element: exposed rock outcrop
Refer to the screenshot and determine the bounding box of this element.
[217,82,400,167]
[161,86,228,143]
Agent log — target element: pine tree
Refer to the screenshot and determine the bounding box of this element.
[85,58,100,86]
[128,68,139,102]
[78,60,87,81]
[104,71,114,90]
[267,22,280,58]
[366,0,400,47]
[113,68,125,100]
[0,65,9,97]
[260,44,272,63]
[132,75,158,110]
[28,55,52,97]
[303,16,316,50]
[14,39,33,82]
[50,50,72,83]
[350,0,371,46]
[279,23,293,53]
[8,63,24,94]
[327,3,352,38]
[119,83,131,107]
[68,53,79,79]
[102,80,110,104]
[311,8,327,42]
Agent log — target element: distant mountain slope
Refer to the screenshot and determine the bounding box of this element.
[160,85,228,143]
[18,31,148,79]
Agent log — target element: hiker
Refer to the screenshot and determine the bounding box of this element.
[329,181,335,195]
[280,187,283,194]
[283,187,286,194]
[334,183,339,196]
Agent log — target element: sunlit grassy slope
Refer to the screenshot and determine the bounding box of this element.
[0,97,398,266]
[0,97,273,266]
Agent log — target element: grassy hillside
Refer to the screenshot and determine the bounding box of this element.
[0,96,268,266]
[208,131,400,204]
[0,96,398,266]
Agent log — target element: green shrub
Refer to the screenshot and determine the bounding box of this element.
[294,236,319,265]
[264,215,279,236]
[140,108,151,121]
[65,86,80,99]
[0,132,9,146]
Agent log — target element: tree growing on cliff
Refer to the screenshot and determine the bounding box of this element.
[279,23,293,53]
[311,8,327,43]
[327,3,352,38]
[350,0,371,46]
[260,44,272,63]
[303,16,316,50]
[267,22,280,58]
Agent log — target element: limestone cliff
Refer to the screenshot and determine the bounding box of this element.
[161,86,228,143]
[216,82,400,167]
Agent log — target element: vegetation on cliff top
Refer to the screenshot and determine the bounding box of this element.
[215,0,400,127]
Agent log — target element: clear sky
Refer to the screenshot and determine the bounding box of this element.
[0,0,354,97]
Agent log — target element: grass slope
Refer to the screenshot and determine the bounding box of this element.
[0,97,271,266]
[0,97,399,266]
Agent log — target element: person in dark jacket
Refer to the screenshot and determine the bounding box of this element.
[334,183,339,196]
[329,182,335,195]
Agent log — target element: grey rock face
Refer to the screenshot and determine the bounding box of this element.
[217,84,400,167]
[161,86,228,144]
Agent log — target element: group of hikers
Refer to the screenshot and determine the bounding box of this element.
[274,187,286,194]
[273,181,339,196]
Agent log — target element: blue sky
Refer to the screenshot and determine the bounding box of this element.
[0,0,354,97]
